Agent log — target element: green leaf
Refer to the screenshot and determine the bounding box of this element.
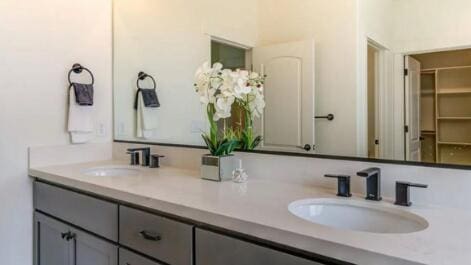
[202,134,217,155]
[216,139,239,156]
[250,135,262,150]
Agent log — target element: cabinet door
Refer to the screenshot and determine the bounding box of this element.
[195,229,323,265]
[34,212,74,265]
[119,248,162,265]
[73,228,118,265]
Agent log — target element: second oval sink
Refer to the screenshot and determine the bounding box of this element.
[289,198,428,234]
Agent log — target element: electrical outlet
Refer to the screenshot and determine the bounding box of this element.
[97,123,106,137]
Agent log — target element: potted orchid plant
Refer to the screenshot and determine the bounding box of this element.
[194,62,265,181]
[232,70,265,150]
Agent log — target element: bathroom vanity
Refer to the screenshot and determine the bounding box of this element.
[33,179,326,265]
[29,157,471,265]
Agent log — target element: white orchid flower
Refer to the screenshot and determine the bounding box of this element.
[212,62,223,73]
[249,72,260,79]
[195,61,211,78]
[214,95,235,121]
[248,91,265,117]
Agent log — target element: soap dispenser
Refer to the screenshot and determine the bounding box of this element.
[232,159,248,183]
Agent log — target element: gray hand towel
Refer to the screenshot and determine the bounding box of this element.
[71,83,94,106]
[134,89,160,109]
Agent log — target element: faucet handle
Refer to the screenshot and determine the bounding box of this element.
[408,182,428,189]
[395,181,428,207]
[150,154,165,168]
[324,174,352,197]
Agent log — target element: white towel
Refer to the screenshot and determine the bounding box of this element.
[68,90,95,144]
[136,92,158,139]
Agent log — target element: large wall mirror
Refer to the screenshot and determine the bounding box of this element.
[113,0,471,167]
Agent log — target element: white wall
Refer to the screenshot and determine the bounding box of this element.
[257,0,359,156]
[113,0,258,145]
[393,0,471,53]
[0,0,112,264]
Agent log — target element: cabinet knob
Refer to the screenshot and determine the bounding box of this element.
[61,231,76,241]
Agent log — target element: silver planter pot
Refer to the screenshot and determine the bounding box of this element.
[200,154,235,181]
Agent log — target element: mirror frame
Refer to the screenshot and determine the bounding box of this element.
[114,140,471,170]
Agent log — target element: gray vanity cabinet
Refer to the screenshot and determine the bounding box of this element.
[34,212,118,265]
[119,248,162,265]
[34,181,118,241]
[119,206,193,265]
[195,229,322,265]
[34,212,74,265]
[33,181,337,265]
[73,228,118,265]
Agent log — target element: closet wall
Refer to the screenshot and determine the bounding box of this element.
[414,49,471,165]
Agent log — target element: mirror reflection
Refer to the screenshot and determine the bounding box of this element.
[113,0,471,166]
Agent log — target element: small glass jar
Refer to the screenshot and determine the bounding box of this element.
[232,159,248,183]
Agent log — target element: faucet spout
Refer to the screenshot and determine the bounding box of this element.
[127,147,151,167]
[357,167,382,201]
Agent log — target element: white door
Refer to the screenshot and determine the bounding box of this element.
[252,40,315,152]
[405,56,421,161]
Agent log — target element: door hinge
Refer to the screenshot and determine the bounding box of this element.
[404,69,409,76]
[404,125,409,133]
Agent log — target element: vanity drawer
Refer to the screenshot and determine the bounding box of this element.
[34,181,118,241]
[119,248,162,265]
[119,206,193,265]
[195,228,323,265]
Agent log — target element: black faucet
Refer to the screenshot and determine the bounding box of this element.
[324,174,352,197]
[357,167,382,201]
[395,181,428,207]
[126,151,140,166]
[127,147,151,167]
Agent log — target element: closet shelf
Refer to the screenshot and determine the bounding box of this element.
[438,117,471,120]
[421,89,435,95]
[438,141,471,146]
[421,131,436,135]
[437,88,471,94]
[423,65,471,72]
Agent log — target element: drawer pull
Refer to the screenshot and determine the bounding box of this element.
[139,230,162,241]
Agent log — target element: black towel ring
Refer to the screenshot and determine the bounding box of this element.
[68,63,95,85]
[136,71,156,90]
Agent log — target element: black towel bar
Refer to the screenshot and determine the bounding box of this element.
[68,63,95,85]
[136,71,156,90]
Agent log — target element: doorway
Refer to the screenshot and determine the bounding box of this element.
[407,48,471,165]
[367,44,380,158]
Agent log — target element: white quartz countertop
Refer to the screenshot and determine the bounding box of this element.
[29,160,471,265]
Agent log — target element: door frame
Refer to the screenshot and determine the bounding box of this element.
[362,39,391,159]
[367,43,381,158]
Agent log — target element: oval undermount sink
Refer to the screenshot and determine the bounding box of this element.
[82,166,142,177]
[289,198,428,234]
